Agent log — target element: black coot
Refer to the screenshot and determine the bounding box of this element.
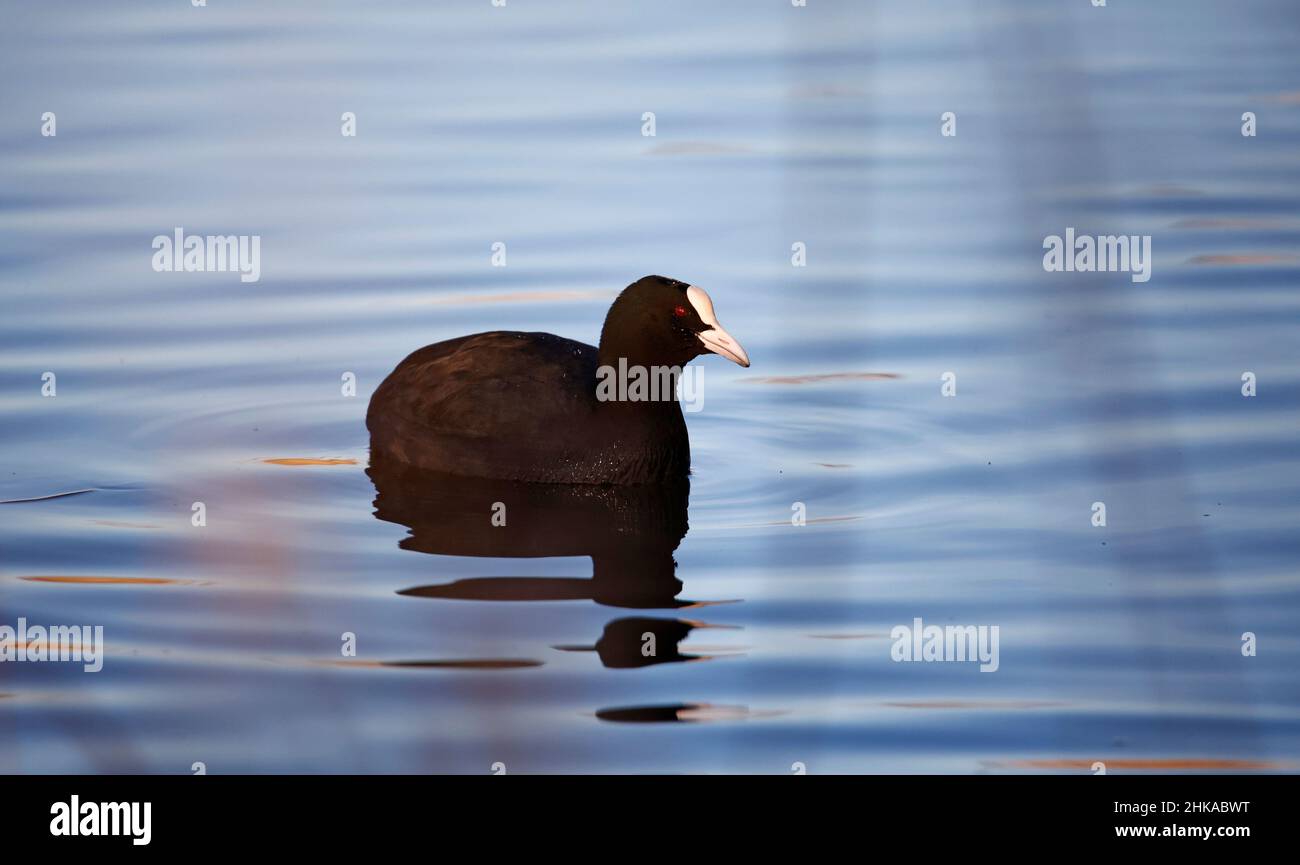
[366,275,750,484]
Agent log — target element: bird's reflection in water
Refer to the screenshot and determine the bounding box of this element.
[594,704,753,723]
[553,616,737,668]
[367,455,736,668]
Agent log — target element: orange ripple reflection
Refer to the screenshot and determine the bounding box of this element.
[428,289,613,307]
[262,458,358,466]
[20,575,184,585]
[1189,254,1298,265]
[1013,758,1279,770]
[743,372,900,385]
[1172,217,1293,229]
[887,700,1065,710]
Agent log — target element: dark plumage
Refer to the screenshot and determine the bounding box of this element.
[366,275,749,484]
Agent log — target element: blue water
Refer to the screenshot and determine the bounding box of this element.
[2,0,1298,773]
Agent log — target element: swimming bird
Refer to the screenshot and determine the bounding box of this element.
[366,275,749,484]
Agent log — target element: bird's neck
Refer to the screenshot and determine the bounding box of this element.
[591,356,685,415]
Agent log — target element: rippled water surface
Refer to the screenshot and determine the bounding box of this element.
[3,1,1299,773]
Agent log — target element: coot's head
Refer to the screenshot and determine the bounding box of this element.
[597,275,751,370]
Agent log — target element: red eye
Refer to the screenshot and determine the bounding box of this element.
[673,304,688,318]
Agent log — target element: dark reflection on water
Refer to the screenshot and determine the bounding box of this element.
[596,704,752,724]
[369,454,735,669]
[370,455,700,609]
[554,617,725,669]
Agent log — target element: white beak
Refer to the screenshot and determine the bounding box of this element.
[697,325,750,368]
[686,285,751,368]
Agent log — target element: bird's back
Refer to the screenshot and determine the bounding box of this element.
[367,331,604,481]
